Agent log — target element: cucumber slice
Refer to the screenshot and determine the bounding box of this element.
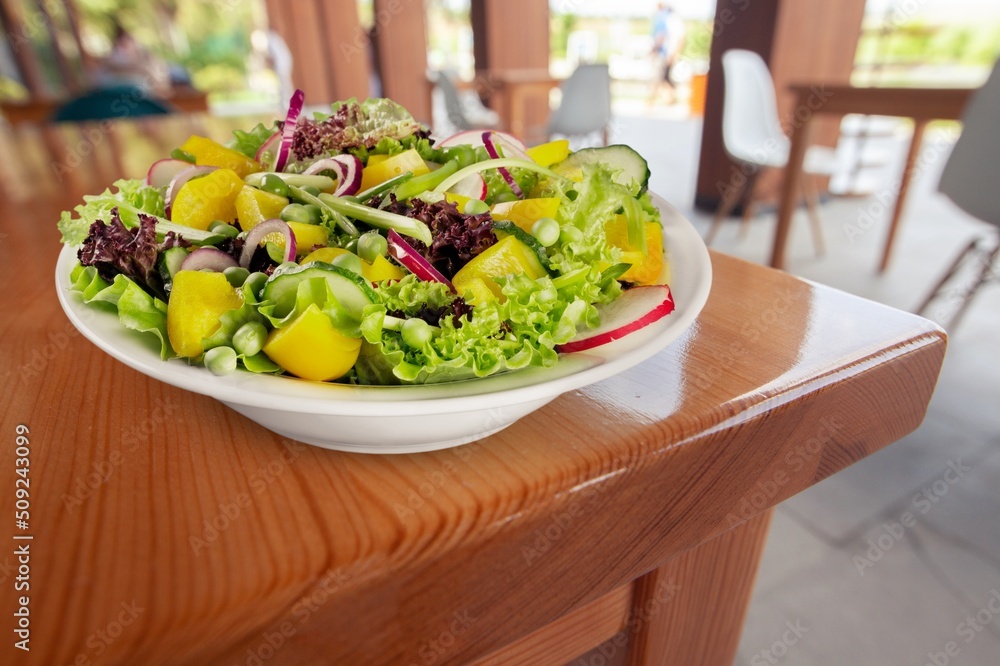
[553,145,650,195]
[158,246,188,293]
[490,220,552,273]
[263,262,378,319]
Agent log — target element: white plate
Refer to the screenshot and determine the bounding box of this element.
[56,194,712,454]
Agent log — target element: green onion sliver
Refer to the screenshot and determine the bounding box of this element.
[316,192,433,246]
[432,158,570,195]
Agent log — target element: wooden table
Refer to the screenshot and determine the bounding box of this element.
[0,115,947,665]
[773,84,973,272]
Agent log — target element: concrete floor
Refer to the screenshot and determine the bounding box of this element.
[610,114,1000,666]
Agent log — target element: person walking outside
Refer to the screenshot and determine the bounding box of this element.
[648,3,686,106]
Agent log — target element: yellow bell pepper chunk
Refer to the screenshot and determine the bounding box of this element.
[359,149,429,192]
[180,135,262,178]
[452,235,547,299]
[264,222,328,257]
[235,186,288,231]
[170,168,245,231]
[604,215,666,286]
[490,198,561,233]
[367,154,390,166]
[300,247,350,265]
[262,304,361,381]
[454,276,495,306]
[167,270,244,358]
[445,192,472,209]
[363,255,404,283]
[526,139,570,167]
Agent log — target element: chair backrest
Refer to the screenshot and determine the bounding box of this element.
[548,64,611,136]
[433,70,472,130]
[938,61,1000,227]
[51,85,172,123]
[720,49,788,165]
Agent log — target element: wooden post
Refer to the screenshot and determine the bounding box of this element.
[33,0,80,94]
[372,0,431,123]
[0,0,49,96]
[695,0,866,214]
[263,0,371,104]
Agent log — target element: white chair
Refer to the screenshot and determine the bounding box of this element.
[706,49,840,254]
[916,61,1000,329]
[547,64,612,145]
[430,70,499,134]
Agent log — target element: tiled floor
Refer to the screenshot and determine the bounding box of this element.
[611,114,1000,666]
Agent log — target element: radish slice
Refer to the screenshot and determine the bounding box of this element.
[147,158,193,188]
[386,229,454,289]
[165,165,217,219]
[439,129,527,151]
[254,132,282,170]
[556,285,675,353]
[274,89,305,172]
[302,155,362,196]
[448,173,487,200]
[240,219,296,268]
[482,131,528,198]
[180,247,238,272]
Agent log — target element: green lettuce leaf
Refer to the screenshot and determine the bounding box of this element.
[230,123,276,159]
[70,264,174,359]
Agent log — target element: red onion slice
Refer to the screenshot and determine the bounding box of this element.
[386,229,453,289]
[240,219,296,268]
[179,247,238,272]
[439,129,528,151]
[254,132,282,170]
[482,131,528,198]
[274,89,305,172]
[165,165,217,219]
[147,158,193,188]
[302,155,362,196]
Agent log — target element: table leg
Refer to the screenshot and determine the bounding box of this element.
[771,100,813,270]
[627,509,774,666]
[879,119,928,273]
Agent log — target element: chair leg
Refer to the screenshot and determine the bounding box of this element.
[738,173,761,240]
[706,176,749,246]
[601,125,609,146]
[915,238,979,316]
[940,242,1000,331]
[800,175,826,257]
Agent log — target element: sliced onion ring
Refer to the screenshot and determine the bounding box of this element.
[482,131,530,198]
[275,89,305,172]
[165,165,217,219]
[386,229,454,290]
[254,132,282,170]
[180,247,238,272]
[302,155,362,196]
[240,219,296,268]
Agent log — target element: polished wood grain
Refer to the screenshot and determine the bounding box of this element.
[0,115,946,665]
[772,85,973,271]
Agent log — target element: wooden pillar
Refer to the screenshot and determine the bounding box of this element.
[263,0,371,104]
[373,0,431,123]
[470,0,550,140]
[695,0,866,213]
[33,0,80,94]
[0,0,49,96]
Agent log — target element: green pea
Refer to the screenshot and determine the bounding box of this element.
[204,346,238,376]
[243,271,268,297]
[208,220,239,238]
[303,204,323,225]
[266,241,287,263]
[280,203,311,224]
[531,217,560,247]
[357,232,388,263]
[260,173,290,198]
[463,199,490,216]
[559,225,584,244]
[301,185,322,198]
[233,321,268,357]
[401,318,434,348]
[344,238,360,254]
[331,252,363,276]
[492,191,518,204]
[223,266,250,288]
